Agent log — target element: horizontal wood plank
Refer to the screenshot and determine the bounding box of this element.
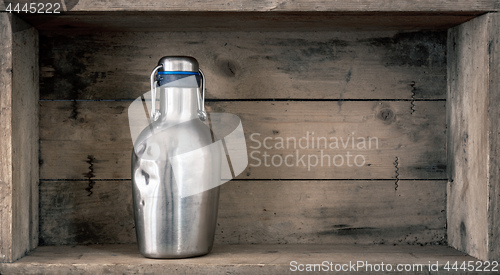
[39,30,446,100]
[3,0,498,12]
[39,101,446,180]
[20,12,477,32]
[39,181,135,245]
[39,180,447,245]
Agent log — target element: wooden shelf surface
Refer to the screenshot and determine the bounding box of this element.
[1,244,496,274]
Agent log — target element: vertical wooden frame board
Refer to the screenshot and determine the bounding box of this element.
[0,14,39,263]
[0,12,14,264]
[447,12,489,261]
[12,14,40,259]
[487,12,500,262]
[447,12,500,261]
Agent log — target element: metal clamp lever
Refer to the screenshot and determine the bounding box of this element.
[197,69,207,121]
[150,65,163,121]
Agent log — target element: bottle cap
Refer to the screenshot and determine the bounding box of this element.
[158,56,199,72]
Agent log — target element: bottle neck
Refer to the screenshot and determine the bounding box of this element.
[157,87,199,123]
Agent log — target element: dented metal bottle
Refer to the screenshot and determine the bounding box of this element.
[131,56,221,258]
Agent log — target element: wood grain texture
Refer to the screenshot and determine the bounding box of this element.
[39,100,446,180]
[11,14,39,258]
[217,180,447,245]
[2,0,499,12]
[0,14,39,263]
[447,14,489,261]
[39,180,446,246]
[0,244,480,275]
[39,181,136,245]
[487,13,500,263]
[39,30,447,100]
[0,12,14,263]
[447,13,500,261]
[19,12,477,32]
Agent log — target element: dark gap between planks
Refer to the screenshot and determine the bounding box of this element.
[39,99,446,102]
[39,178,448,181]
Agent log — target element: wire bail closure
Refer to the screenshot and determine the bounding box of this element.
[150,66,207,122]
[150,65,163,121]
[197,69,207,121]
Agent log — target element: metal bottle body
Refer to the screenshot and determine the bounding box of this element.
[131,85,221,258]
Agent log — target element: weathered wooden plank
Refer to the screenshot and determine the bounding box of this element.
[2,0,499,12]
[447,12,500,261]
[0,12,14,264]
[217,180,447,245]
[39,181,136,245]
[0,244,480,275]
[0,14,39,263]
[19,12,477,32]
[447,15,489,261]
[11,14,39,259]
[39,30,446,100]
[39,180,446,246]
[488,12,500,263]
[39,100,446,180]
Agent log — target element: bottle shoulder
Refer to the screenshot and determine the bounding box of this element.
[134,118,213,155]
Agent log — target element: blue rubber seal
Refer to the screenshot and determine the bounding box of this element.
[157,71,199,75]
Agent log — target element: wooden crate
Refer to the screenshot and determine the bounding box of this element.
[0,0,499,272]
